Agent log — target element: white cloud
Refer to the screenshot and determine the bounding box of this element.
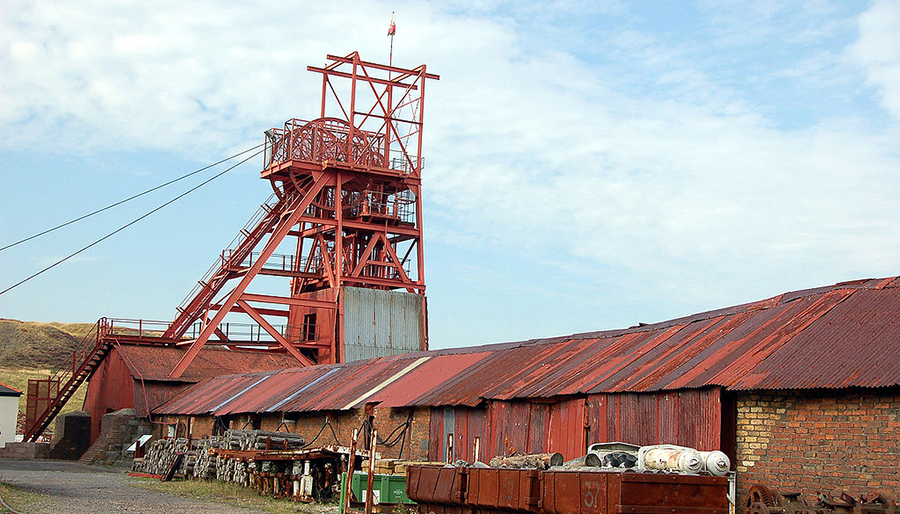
[849,0,900,119]
[1,1,898,343]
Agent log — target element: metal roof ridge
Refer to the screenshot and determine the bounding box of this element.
[209,375,272,412]
[518,275,900,345]
[265,368,341,413]
[341,356,431,410]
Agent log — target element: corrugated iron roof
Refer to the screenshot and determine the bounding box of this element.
[154,276,900,417]
[133,381,196,418]
[114,345,302,382]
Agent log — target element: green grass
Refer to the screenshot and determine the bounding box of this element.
[133,478,340,514]
[0,482,43,513]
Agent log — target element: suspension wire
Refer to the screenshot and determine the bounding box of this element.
[0,142,265,254]
[0,147,265,298]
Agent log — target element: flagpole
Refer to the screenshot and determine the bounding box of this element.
[388,11,395,68]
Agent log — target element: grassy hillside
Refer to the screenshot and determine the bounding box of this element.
[0,319,93,370]
[0,319,96,429]
[46,321,96,341]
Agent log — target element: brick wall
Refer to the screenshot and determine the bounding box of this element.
[265,406,430,461]
[736,389,900,506]
[158,406,431,461]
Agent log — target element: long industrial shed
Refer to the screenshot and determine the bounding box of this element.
[153,276,900,504]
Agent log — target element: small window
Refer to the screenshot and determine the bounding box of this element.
[302,313,317,341]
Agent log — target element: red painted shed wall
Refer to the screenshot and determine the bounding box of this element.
[82,350,135,443]
[428,388,725,463]
[586,387,724,452]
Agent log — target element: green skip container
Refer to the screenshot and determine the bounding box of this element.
[340,472,415,513]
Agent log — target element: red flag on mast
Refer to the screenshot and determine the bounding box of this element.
[387,12,396,36]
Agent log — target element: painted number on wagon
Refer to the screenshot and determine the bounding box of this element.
[583,479,603,513]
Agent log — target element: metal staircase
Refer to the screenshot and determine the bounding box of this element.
[23,319,110,442]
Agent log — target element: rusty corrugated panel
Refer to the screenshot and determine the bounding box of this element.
[583,388,722,450]
[115,345,299,382]
[271,356,425,412]
[547,398,585,459]
[428,406,444,461]
[154,373,265,415]
[699,289,854,389]
[370,352,492,408]
[133,381,196,418]
[153,277,900,419]
[217,366,336,415]
[727,286,900,390]
[454,407,488,462]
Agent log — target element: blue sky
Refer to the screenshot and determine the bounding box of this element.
[1,1,899,350]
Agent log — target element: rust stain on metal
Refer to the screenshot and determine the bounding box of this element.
[156,277,900,418]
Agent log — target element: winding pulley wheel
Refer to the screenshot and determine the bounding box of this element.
[747,485,779,514]
[747,503,772,514]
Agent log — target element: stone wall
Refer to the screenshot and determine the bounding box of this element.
[50,410,91,460]
[79,408,151,466]
[736,389,900,506]
[0,441,49,459]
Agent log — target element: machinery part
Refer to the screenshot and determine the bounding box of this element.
[817,491,896,514]
[700,450,731,476]
[747,502,773,514]
[641,446,703,474]
[745,484,822,514]
[781,491,816,514]
[747,484,778,512]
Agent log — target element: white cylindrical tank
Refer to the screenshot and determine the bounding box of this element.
[700,450,731,477]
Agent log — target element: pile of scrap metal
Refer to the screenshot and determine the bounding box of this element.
[482,442,731,477]
[746,485,897,514]
[132,428,379,502]
[451,442,731,477]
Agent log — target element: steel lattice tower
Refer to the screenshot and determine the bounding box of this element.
[163,53,439,377]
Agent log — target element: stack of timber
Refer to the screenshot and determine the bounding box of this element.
[132,437,198,476]
[359,458,445,475]
[488,452,565,470]
[130,430,392,503]
[192,436,221,480]
[217,454,251,484]
[218,428,307,451]
[131,429,306,480]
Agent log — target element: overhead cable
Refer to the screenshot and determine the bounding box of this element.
[0,143,265,253]
[0,147,265,297]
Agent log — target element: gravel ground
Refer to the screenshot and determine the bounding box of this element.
[0,459,275,514]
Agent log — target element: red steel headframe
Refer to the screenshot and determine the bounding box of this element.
[165,52,438,378]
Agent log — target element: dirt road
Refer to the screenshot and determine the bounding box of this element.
[0,459,272,513]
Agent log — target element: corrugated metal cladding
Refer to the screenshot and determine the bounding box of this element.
[342,286,423,361]
[155,277,900,418]
[427,389,725,463]
[114,345,300,382]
